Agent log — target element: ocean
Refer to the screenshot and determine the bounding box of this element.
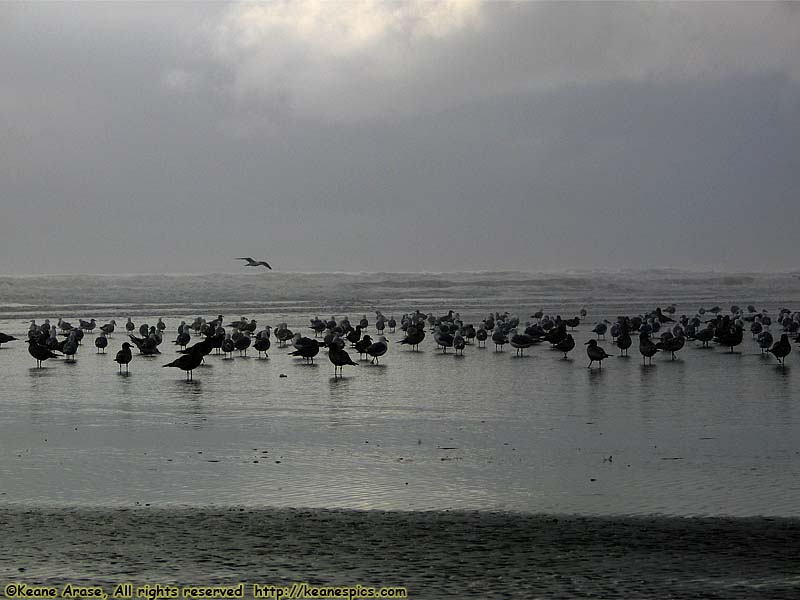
[1,270,799,597]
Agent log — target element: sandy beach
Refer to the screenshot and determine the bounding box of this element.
[2,508,799,599]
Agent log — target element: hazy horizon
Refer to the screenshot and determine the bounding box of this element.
[2,1,798,275]
[2,267,799,279]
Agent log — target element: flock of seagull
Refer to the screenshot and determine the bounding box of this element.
[1,303,797,380]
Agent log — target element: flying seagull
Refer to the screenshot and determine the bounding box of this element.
[236,257,272,269]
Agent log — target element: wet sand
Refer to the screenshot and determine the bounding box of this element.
[2,508,799,599]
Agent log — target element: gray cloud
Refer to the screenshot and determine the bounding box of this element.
[197,1,800,124]
[0,1,798,274]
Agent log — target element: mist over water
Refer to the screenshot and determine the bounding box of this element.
[2,270,799,321]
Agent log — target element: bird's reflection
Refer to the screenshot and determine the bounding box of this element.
[328,376,353,401]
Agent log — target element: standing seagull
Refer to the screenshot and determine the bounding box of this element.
[768,334,791,366]
[509,329,536,356]
[399,326,425,351]
[236,257,272,269]
[616,327,632,356]
[585,339,611,369]
[328,337,358,379]
[289,336,319,363]
[115,343,133,374]
[163,349,205,380]
[63,331,79,362]
[28,339,61,368]
[554,334,575,359]
[95,332,109,353]
[656,332,685,361]
[254,335,271,359]
[639,332,659,365]
[366,336,389,364]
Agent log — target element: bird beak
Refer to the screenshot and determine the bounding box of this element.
[584,340,591,345]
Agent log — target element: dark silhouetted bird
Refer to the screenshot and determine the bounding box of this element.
[236,257,272,269]
[95,332,108,353]
[28,339,61,368]
[0,332,18,347]
[554,334,575,359]
[639,332,659,365]
[585,339,611,369]
[328,338,358,379]
[163,349,205,380]
[399,327,425,351]
[115,342,133,374]
[289,337,320,363]
[367,336,388,364]
[656,332,685,361]
[768,334,791,366]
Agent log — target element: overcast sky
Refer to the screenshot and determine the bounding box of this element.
[1,1,798,274]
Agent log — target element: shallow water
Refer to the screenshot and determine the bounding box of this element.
[0,270,798,515]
